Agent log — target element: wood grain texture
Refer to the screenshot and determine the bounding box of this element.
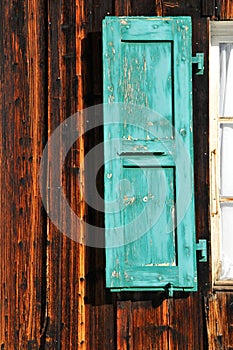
[83,1,117,350]
[220,0,233,19]
[168,294,206,349]
[0,0,47,348]
[1,0,233,349]
[190,11,211,294]
[202,0,215,17]
[115,0,155,16]
[155,0,163,16]
[46,0,86,348]
[115,0,132,16]
[116,295,205,350]
[117,301,133,350]
[205,293,230,349]
[131,299,169,349]
[86,304,115,350]
[128,0,156,15]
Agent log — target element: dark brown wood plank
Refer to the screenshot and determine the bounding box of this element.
[227,293,233,348]
[132,300,169,350]
[117,301,133,350]
[202,0,215,17]
[86,305,115,350]
[0,0,47,348]
[162,0,179,13]
[115,0,156,16]
[84,0,115,347]
[88,0,113,32]
[220,0,233,19]
[115,0,132,16]
[46,0,86,348]
[168,294,206,350]
[46,1,64,345]
[205,293,229,349]
[116,298,172,350]
[163,0,207,16]
[129,0,156,15]
[192,17,211,294]
[155,0,163,16]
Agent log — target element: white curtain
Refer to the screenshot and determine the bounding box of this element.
[219,43,233,116]
[221,204,233,279]
[220,124,233,196]
[219,43,233,279]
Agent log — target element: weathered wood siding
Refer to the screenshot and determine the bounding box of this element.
[45,0,85,348]
[0,0,233,349]
[220,0,233,19]
[0,0,47,348]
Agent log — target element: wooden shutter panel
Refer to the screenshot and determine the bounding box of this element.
[103,17,197,292]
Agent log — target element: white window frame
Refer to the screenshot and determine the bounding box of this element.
[210,21,233,289]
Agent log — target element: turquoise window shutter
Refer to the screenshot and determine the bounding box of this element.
[103,17,197,292]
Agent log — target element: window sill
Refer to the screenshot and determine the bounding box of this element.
[213,280,233,291]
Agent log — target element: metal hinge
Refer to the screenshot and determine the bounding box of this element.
[192,53,204,75]
[196,239,207,262]
[165,283,174,298]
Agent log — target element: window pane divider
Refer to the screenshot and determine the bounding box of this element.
[219,197,233,202]
[215,280,233,286]
[219,117,233,122]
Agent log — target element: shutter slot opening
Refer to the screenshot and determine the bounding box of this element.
[118,151,166,156]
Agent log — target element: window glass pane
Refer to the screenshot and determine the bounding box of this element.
[220,203,233,279]
[219,43,233,117]
[220,123,233,196]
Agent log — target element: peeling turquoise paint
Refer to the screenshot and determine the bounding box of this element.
[103,17,197,293]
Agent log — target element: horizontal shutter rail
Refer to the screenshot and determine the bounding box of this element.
[120,19,174,40]
[121,140,176,153]
[122,157,175,167]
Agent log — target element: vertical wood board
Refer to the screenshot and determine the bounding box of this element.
[202,0,215,17]
[0,0,47,348]
[220,0,233,19]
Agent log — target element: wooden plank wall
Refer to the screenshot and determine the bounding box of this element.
[0,0,47,348]
[0,0,233,349]
[0,0,87,348]
[45,0,85,348]
[221,0,233,19]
